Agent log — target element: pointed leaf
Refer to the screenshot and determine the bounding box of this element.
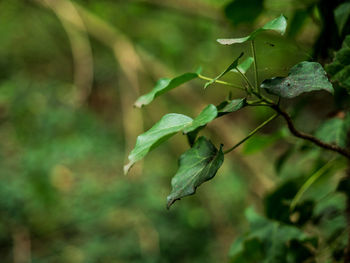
[183,104,218,133]
[261,61,334,98]
[134,72,199,108]
[217,15,287,45]
[124,114,193,174]
[167,137,224,208]
[125,105,220,174]
[204,53,244,88]
[217,98,247,117]
[231,57,254,74]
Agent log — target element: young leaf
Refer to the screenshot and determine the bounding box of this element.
[217,98,247,117]
[260,61,334,98]
[134,71,199,108]
[204,53,244,89]
[124,114,193,174]
[167,137,224,208]
[217,15,287,45]
[231,57,254,74]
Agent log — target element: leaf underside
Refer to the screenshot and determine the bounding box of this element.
[167,137,224,209]
[261,61,334,98]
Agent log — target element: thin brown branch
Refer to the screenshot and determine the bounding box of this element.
[271,104,350,159]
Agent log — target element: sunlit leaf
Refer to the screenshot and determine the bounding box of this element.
[167,137,224,208]
[231,57,254,74]
[134,71,200,108]
[218,15,287,45]
[204,53,244,88]
[261,61,333,98]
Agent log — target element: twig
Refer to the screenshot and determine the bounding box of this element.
[271,104,350,159]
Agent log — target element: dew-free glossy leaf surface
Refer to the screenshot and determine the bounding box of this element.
[167,137,224,208]
[183,104,218,133]
[124,114,193,174]
[204,53,243,88]
[261,61,333,98]
[134,72,199,108]
[335,2,350,35]
[125,105,219,174]
[217,15,287,45]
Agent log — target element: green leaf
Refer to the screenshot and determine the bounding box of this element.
[229,207,313,263]
[335,2,350,35]
[326,35,350,94]
[167,137,224,208]
[224,0,264,26]
[183,104,218,133]
[315,115,350,148]
[125,104,219,174]
[204,53,244,89]
[261,61,334,98]
[186,100,246,146]
[217,15,287,45]
[124,113,193,174]
[217,98,247,117]
[134,72,199,108]
[242,132,282,155]
[231,57,254,74]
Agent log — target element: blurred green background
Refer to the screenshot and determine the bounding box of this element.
[0,0,339,262]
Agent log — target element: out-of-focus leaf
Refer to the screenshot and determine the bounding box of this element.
[315,115,350,148]
[326,35,350,94]
[217,98,247,117]
[229,207,313,263]
[261,61,333,98]
[224,0,264,26]
[125,105,219,174]
[134,71,199,108]
[242,131,282,155]
[335,2,350,35]
[231,57,254,74]
[167,137,224,208]
[204,53,243,88]
[287,9,309,38]
[218,15,287,45]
